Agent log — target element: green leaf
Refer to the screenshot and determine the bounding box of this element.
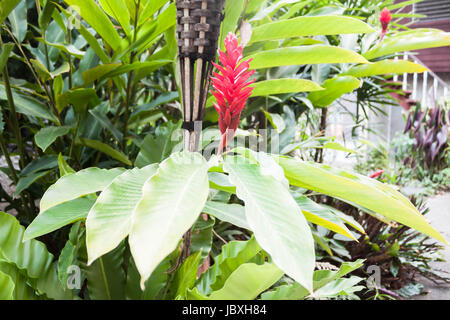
[0,212,72,299]
[56,88,98,113]
[86,165,158,263]
[57,153,76,177]
[8,0,27,43]
[276,156,448,244]
[172,251,202,299]
[130,91,179,123]
[250,15,374,44]
[14,170,51,197]
[81,241,126,300]
[129,152,209,288]
[40,167,125,212]
[82,63,121,85]
[203,201,250,230]
[99,0,131,36]
[89,108,123,142]
[208,172,236,193]
[224,155,315,292]
[219,0,245,51]
[248,45,369,69]
[0,270,14,300]
[39,0,57,30]
[134,120,182,168]
[208,263,283,300]
[64,0,122,51]
[197,237,261,295]
[308,76,361,107]
[0,84,58,123]
[57,223,84,288]
[35,126,71,152]
[251,79,323,97]
[21,155,59,176]
[77,137,132,166]
[296,196,358,240]
[24,197,95,241]
[343,60,428,78]
[0,0,20,25]
[364,28,450,60]
[0,43,14,72]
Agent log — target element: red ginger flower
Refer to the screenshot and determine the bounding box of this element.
[211,32,255,153]
[369,170,384,179]
[379,7,392,42]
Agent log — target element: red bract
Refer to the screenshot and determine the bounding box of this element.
[379,7,392,42]
[211,32,255,153]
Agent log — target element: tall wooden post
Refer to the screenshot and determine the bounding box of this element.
[176,0,225,152]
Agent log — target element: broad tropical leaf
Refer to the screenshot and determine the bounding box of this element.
[224,156,315,292]
[129,152,209,288]
[276,156,448,244]
[86,165,158,264]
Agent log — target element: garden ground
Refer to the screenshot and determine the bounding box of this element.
[414,193,450,300]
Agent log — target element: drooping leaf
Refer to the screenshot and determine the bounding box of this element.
[276,156,448,244]
[129,152,209,288]
[86,165,158,263]
[224,155,315,292]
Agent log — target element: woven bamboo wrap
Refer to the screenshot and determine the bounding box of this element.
[176,0,225,61]
[176,0,225,151]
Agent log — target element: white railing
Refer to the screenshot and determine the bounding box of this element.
[394,53,450,108]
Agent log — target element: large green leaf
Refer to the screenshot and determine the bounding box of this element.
[251,79,323,97]
[0,212,71,299]
[86,165,158,263]
[24,198,95,241]
[129,152,209,288]
[14,170,51,197]
[0,43,14,73]
[208,263,283,300]
[224,156,315,292]
[172,251,202,299]
[0,262,41,300]
[343,60,427,78]
[40,167,125,212]
[276,156,448,244]
[64,0,122,51]
[250,15,374,43]
[308,76,361,107]
[364,28,450,60]
[248,45,369,69]
[219,0,246,51]
[0,0,21,24]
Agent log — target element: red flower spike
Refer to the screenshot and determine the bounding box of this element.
[379,8,392,42]
[211,32,255,154]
